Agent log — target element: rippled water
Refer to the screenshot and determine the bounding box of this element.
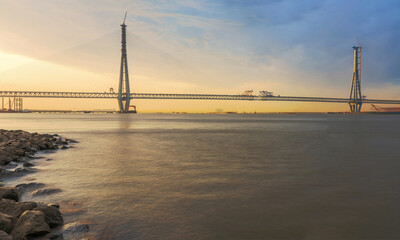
[1,113,400,239]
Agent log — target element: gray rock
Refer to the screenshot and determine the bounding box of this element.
[0,156,12,165]
[34,205,63,228]
[0,212,15,233]
[0,169,25,178]
[55,139,68,145]
[0,230,13,240]
[11,210,51,240]
[0,199,37,218]
[47,203,60,209]
[22,162,35,167]
[16,182,45,191]
[32,189,62,197]
[62,222,88,238]
[50,233,64,240]
[38,144,48,150]
[14,168,37,174]
[48,145,58,150]
[3,161,18,169]
[0,187,20,201]
[34,232,64,240]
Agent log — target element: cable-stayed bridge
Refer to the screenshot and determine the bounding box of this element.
[1,17,399,113]
[1,91,400,105]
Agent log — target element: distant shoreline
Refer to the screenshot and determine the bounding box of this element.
[2,110,399,115]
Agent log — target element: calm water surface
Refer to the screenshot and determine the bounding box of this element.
[1,113,400,240]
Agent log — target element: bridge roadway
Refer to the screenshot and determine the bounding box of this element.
[1,90,400,104]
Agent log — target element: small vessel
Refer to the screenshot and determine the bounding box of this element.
[127,105,137,114]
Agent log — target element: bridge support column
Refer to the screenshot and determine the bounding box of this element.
[118,14,133,113]
[349,46,362,113]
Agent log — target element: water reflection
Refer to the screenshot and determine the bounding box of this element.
[118,115,132,130]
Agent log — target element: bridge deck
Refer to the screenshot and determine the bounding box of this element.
[1,91,400,104]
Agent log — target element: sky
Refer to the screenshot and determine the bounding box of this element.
[0,0,400,112]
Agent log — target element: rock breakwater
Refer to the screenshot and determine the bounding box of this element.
[0,129,88,239]
[0,129,72,166]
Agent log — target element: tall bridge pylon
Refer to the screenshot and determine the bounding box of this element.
[118,12,131,113]
[349,45,362,112]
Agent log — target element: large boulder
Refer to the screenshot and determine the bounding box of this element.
[0,230,13,240]
[0,199,37,218]
[0,187,20,201]
[11,210,50,240]
[0,212,15,233]
[34,205,63,228]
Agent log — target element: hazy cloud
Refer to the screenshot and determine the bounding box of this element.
[0,0,400,98]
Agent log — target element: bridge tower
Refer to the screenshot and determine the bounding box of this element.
[349,46,362,112]
[118,12,131,113]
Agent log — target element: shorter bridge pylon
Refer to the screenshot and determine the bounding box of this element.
[349,45,362,112]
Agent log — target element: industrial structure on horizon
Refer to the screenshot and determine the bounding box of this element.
[1,97,23,112]
[0,15,400,113]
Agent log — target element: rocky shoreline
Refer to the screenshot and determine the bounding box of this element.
[0,129,88,240]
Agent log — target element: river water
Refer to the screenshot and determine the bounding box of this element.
[1,113,400,240]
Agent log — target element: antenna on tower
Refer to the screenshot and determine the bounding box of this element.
[123,11,127,25]
[356,37,362,49]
